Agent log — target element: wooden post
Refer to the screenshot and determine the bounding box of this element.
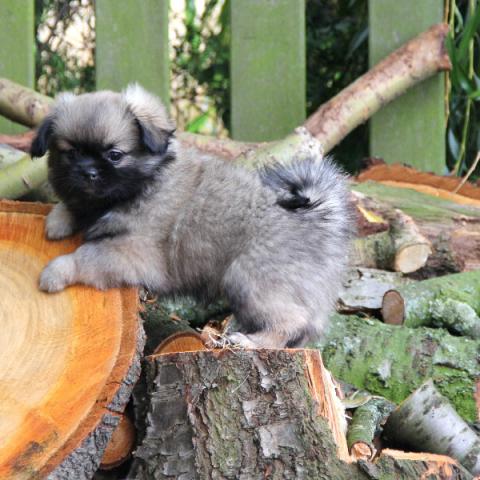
[369,1,446,173]
[95,0,170,104]
[0,0,34,134]
[230,0,306,141]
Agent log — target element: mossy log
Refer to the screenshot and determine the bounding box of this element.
[383,380,480,475]
[339,268,411,313]
[381,271,480,338]
[353,182,480,277]
[347,397,395,461]
[315,314,480,422]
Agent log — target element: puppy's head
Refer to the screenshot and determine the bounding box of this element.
[31,84,175,204]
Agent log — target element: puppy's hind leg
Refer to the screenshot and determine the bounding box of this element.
[222,267,313,349]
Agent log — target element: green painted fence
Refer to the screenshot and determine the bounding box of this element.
[0,0,447,172]
[0,1,34,134]
[369,0,446,174]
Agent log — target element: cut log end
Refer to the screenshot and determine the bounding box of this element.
[381,289,405,325]
[100,414,136,470]
[394,243,432,273]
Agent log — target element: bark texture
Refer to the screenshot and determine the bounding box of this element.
[383,380,480,475]
[128,349,355,480]
[381,271,480,338]
[316,315,480,422]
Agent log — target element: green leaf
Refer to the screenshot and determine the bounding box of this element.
[457,3,480,62]
[185,112,210,133]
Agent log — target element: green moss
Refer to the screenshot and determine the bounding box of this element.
[315,315,480,422]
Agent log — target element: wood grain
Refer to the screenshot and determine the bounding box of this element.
[0,200,140,478]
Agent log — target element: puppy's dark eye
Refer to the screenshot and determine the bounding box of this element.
[106,149,124,164]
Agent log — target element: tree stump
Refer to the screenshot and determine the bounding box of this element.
[0,200,143,479]
[129,348,353,479]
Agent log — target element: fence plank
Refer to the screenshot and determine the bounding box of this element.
[0,0,34,134]
[230,0,306,142]
[369,1,445,174]
[95,0,169,104]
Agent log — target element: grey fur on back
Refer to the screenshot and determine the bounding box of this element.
[145,149,355,347]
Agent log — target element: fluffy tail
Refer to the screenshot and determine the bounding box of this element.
[260,156,353,219]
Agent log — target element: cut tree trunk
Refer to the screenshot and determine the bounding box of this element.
[381,271,480,338]
[315,314,480,422]
[128,348,355,479]
[0,200,143,479]
[353,180,480,277]
[383,380,480,475]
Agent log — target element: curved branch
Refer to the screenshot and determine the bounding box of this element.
[304,23,451,151]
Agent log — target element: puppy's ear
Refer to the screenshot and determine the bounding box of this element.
[122,83,175,155]
[31,116,55,158]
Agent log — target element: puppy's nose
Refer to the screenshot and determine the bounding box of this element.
[83,167,98,181]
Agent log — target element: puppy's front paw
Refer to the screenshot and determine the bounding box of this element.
[39,255,76,292]
[45,203,75,240]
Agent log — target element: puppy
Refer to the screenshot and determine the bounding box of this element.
[31,84,355,348]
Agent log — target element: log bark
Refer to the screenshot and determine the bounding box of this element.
[0,200,144,479]
[347,397,395,461]
[353,181,480,277]
[383,380,480,475]
[338,268,411,313]
[304,23,451,152]
[128,348,353,479]
[315,314,480,422]
[351,191,432,273]
[0,145,48,199]
[381,271,480,338]
[99,414,136,470]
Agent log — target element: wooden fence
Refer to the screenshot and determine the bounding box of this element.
[0,0,445,172]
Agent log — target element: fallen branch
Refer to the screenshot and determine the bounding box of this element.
[381,270,480,338]
[347,397,395,461]
[304,23,451,151]
[0,145,47,199]
[383,380,480,475]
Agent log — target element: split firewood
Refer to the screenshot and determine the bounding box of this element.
[383,380,480,475]
[316,314,480,422]
[352,212,432,274]
[354,181,480,277]
[128,348,352,479]
[381,270,480,338]
[338,268,411,313]
[99,414,136,470]
[0,200,144,479]
[347,397,395,461]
